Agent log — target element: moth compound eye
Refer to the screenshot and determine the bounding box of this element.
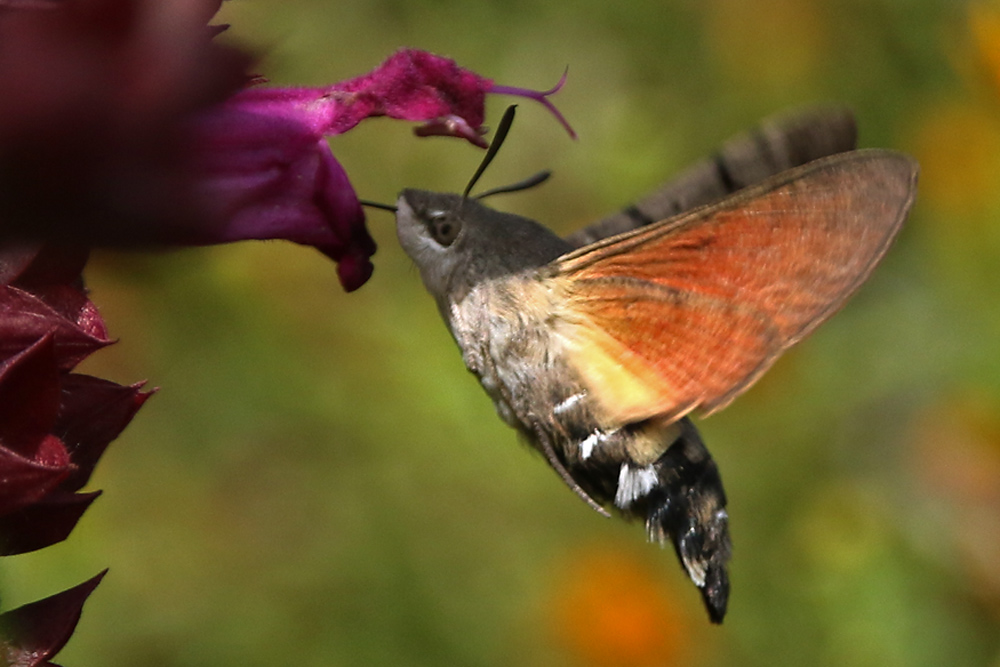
[428,211,461,247]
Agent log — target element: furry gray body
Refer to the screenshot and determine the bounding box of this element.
[395,191,731,621]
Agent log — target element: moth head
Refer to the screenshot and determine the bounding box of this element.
[396,189,572,306]
[392,106,570,305]
[395,190,471,299]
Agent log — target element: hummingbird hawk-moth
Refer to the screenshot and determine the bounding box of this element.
[387,107,918,623]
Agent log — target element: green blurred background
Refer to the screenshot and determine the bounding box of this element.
[5,0,1000,665]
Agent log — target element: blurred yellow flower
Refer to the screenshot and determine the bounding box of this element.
[909,100,1000,217]
[970,3,1000,95]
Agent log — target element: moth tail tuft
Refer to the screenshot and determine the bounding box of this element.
[645,420,731,623]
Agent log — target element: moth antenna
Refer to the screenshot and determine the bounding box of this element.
[359,199,398,213]
[474,170,552,200]
[463,104,518,199]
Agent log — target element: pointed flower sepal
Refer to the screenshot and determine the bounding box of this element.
[0,245,153,555]
[0,571,107,667]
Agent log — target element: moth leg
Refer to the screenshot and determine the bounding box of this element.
[531,423,611,518]
[645,419,731,623]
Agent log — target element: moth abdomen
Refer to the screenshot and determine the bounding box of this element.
[561,415,731,622]
[641,420,731,623]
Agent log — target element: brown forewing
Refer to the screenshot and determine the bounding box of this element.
[549,150,917,424]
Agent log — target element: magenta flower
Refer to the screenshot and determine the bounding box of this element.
[0,0,574,291]
[0,1,576,660]
[128,47,576,291]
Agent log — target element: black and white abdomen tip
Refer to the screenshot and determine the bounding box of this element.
[616,419,732,623]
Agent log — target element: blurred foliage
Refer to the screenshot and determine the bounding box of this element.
[4,0,1000,665]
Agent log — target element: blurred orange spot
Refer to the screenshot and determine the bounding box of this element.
[909,101,1000,217]
[547,546,695,667]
